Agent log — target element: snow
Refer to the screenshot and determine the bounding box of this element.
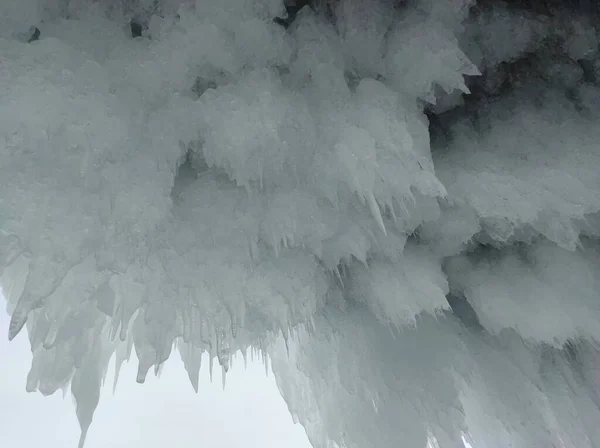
[1,0,600,447]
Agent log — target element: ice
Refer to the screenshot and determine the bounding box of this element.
[2,0,600,447]
[446,239,600,346]
[385,18,480,102]
[335,0,392,79]
[461,4,549,69]
[0,0,42,38]
[273,305,600,448]
[347,242,450,328]
[178,340,203,392]
[272,310,470,448]
[431,88,600,251]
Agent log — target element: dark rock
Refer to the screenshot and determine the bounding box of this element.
[27,26,40,43]
[130,20,143,38]
[274,0,312,29]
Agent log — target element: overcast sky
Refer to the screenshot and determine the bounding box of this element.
[0,293,312,448]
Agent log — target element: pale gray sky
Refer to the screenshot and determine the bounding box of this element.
[0,293,312,448]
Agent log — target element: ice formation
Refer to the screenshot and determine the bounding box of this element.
[1,0,600,447]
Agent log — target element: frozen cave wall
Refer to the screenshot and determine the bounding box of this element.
[1,0,600,447]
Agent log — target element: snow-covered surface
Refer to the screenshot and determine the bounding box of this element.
[1,0,600,447]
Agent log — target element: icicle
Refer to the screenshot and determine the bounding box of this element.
[182,312,191,344]
[78,427,89,448]
[182,293,196,343]
[216,328,229,372]
[135,346,153,384]
[8,295,35,341]
[71,334,102,448]
[109,305,122,342]
[371,397,379,414]
[179,341,202,393]
[221,365,227,390]
[389,201,397,222]
[200,319,211,347]
[26,362,38,393]
[9,255,77,340]
[229,308,237,338]
[242,347,248,369]
[118,305,140,343]
[281,326,290,357]
[43,324,59,349]
[188,358,201,393]
[136,362,150,384]
[113,336,133,394]
[334,266,344,288]
[264,350,269,377]
[209,353,214,383]
[189,369,200,393]
[119,320,128,342]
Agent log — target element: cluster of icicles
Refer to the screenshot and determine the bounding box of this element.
[2,0,600,447]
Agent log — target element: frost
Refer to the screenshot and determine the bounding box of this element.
[2,0,600,447]
[433,90,600,250]
[447,239,600,346]
[347,242,450,327]
[386,18,480,102]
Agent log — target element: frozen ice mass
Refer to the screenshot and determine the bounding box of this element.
[1,0,600,447]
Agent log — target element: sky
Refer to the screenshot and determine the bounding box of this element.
[0,293,312,448]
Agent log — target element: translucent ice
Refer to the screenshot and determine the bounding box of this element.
[2,0,600,447]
